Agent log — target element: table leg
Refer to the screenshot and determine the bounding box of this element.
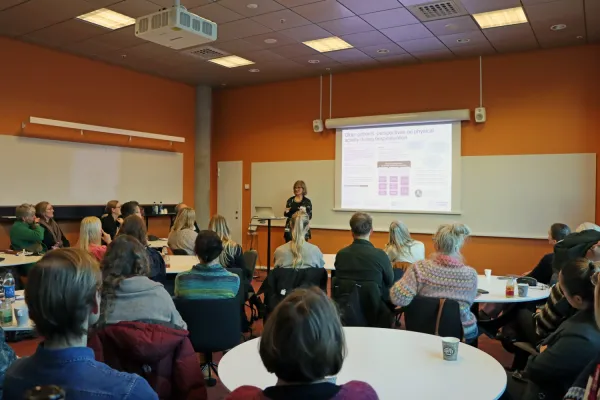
[266,219,272,275]
[471,303,479,348]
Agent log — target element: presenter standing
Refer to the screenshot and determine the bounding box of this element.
[284,180,312,243]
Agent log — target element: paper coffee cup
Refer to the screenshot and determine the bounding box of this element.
[14,305,29,327]
[517,283,529,297]
[442,337,460,361]
[484,269,492,278]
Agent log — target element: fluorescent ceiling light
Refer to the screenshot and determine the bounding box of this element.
[303,36,353,53]
[473,7,528,29]
[209,55,255,68]
[77,8,135,30]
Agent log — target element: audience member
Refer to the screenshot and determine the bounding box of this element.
[100,235,186,329]
[526,223,571,285]
[575,222,600,233]
[120,201,141,219]
[118,215,166,284]
[0,326,16,398]
[384,220,425,264]
[171,203,200,232]
[3,248,157,399]
[168,207,198,255]
[35,201,70,249]
[10,203,44,253]
[274,211,325,269]
[503,258,600,400]
[390,223,479,342]
[101,200,123,241]
[175,230,240,300]
[335,212,394,301]
[78,217,110,262]
[209,214,247,271]
[226,287,378,400]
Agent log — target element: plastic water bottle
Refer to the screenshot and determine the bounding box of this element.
[0,299,12,327]
[152,202,158,215]
[158,201,164,214]
[3,272,15,304]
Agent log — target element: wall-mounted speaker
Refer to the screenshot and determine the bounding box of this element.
[475,107,487,123]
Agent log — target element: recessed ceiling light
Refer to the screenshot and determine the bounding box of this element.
[247,3,258,9]
[376,49,390,54]
[550,24,567,31]
[209,55,255,68]
[264,38,278,44]
[308,59,320,64]
[445,23,457,30]
[576,35,584,39]
[303,36,353,53]
[249,68,260,72]
[221,83,227,86]
[473,7,528,29]
[280,18,286,23]
[77,8,135,30]
[456,38,470,43]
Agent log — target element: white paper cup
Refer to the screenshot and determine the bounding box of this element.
[484,269,492,279]
[14,305,29,327]
[518,283,529,297]
[442,337,460,361]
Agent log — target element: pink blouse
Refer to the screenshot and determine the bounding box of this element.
[88,244,107,262]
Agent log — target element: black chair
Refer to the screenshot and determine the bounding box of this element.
[174,297,242,387]
[263,268,328,319]
[331,277,392,328]
[172,249,188,255]
[401,296,463,340]
[243,250,258,279]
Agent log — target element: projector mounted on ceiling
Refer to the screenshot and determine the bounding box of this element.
[135,0,217,50]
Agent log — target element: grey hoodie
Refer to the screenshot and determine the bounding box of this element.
[105,276,187,330]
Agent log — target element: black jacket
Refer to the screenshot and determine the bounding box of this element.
[284,196,312,240]
[552,230,600,274]
[221,244,251,285]
[524,309,600,400]
[527,253,554,285]
[146,247,166,284]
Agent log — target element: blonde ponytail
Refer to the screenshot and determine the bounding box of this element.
[209,214,237,267]
[385,220,414,259]
[433,223,471,256]
[290,211,310,268]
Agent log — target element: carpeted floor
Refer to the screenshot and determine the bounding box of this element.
[8,271,514,400]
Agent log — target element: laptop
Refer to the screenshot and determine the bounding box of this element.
[255,206,276,219]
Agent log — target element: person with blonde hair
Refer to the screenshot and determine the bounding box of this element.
[78,217,111,262]
[390,223,479,342]
[35,201,69,249]
[283,180,312,243]
[384,220,425,264]
[168,207,198,255]
[274,211,324,269]
[208,214,246,270]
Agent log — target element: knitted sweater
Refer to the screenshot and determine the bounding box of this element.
[175,263,240,300]
[390,254,479,340]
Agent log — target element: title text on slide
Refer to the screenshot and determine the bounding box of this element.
[343,128,435,143]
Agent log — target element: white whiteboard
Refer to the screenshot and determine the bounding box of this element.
[251,154,596,239]
[0,135,183,206]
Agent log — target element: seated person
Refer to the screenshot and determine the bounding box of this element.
[335,212,394,301]
[168,207,198,255]
[170,203,200,232]
[118,215,166,284]
[3,248,157,399]
[384,220,425,265]
[100,235,186,329]
[209,214,246,271]
[35,201,70,249]
[526,223,571,285]
[120,201,141,219]
[100,200,123,241]
[503,258,600,400]
[226,287,377,400]
[175,230,240,300]
[274,211,325,269]
[0,326,17,398]
[10,203,44,253]
[390,223,479,342]
[78,217,111,262]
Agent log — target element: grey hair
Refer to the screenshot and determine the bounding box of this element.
[433,223,471,256]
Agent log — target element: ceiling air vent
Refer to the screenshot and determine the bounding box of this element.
[185,46,229,60]
[408,0,468,22]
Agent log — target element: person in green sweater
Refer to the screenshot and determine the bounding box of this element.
[10,203,45,253]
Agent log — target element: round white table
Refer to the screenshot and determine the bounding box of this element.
[475,275,551,303]
[0,253,42,267]
[148,239,168,249]
[219,327,507,400]
[2,290,34,332]
[166,255,198,275]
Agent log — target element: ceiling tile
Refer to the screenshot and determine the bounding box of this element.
[151,0,228,8]
[450,42,496,57]
[84,25,146,50]
[292,0,354,23]
[318,16,374,36]
[524,0,584,24]
[396,36,447,52]
[411,48,455,61]
[0,0,28,11]
[483,23,537,42]
[218,18,273,40]
[337,0,402,15]
[218,0,285,17]
[381,23,433,42]
[242,49,286,63]
[21,18,109,48]
[423,15,480,36]
[491,39,539,53]
[341,30,391,47]
[521,0,564,4]
[290,53,338,66]
[279,23,332,41]
[213,39,263,54]
[108,0,161,18]
[325,48,372,63]
[190,3,245,24]
[360,7,419,29]
[82,0,125,8]
[376,53,416,63]
[119,41,178,59]
[268,42,319,57]
[586,0,600,42]
[242,31,298,49]
[251,9,312,31]
[360,43,405,58]
[275,0,323,7]
[459,0,521,14]
[248,59,305,72]
[438,30,490,48]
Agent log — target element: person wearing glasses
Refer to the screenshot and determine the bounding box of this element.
[284,180,312,243]
[100,200,123,241]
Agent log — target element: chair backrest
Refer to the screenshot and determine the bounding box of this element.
[393,268,405,282]
[172,248,188,255]
[264,268,328,317]
[402,296,463,340]
[393,261,412,271]
[243,250,258,277]
[226,267,246,307]
[174,297,241,353]
[331,277,391,328]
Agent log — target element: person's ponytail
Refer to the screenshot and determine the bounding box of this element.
[290,211,309,268]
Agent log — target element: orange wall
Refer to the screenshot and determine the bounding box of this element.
[0,37,196,249]
[212,44,600,276]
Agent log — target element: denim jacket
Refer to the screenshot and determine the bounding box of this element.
[4,344,157,399]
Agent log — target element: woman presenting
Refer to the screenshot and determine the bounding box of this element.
[284,180,312,242]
